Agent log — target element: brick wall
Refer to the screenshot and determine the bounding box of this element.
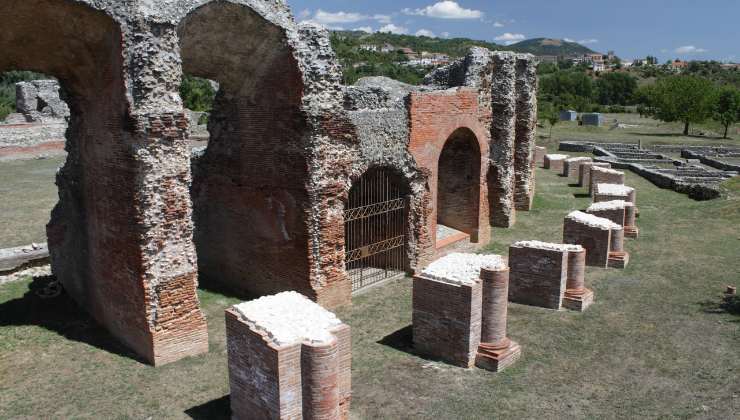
[564,158,592,178]
[225,309,351,419]
[508,246,568,309]
[587,208,626,227]
[578,162,611,188]
[412,276,482,367]
[589,167,625,195]
[408,89,491,247]
[563,219,612,268]
[544,155,568,172]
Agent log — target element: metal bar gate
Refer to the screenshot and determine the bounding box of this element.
[345,168,407,292]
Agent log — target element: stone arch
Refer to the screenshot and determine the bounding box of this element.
[178,1,314,299]
[436,127,483,243]
[0,0,209,366]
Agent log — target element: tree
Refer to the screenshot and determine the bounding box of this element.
[650,75,716,135]
[596,72,638,105]
[713,86,740,139]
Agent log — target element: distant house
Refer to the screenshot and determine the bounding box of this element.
[380,43,396,53]
[399,47,419,60]
[560,110,578,121]
[406,52,451,67]
[592,62,606,72]
[359,44,379,52]
[670,59,689,72]
[582,113,604,127]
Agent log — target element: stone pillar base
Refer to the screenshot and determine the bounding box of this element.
[624,226,639,239]
[562,288,594,312]
[608,252,629,269]
[475,340,521,372]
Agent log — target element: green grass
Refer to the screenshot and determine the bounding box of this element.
[1,162,739,419]
[0,156,64,247]
[539,113,740,152]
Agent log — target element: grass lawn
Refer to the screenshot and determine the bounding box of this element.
[1,163,738,419]
[540,113,740,152]
[0,156,63,248]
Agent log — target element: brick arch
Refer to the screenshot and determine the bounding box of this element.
[179,1,317,300]
[0,0,210,366]
[437,127,483,243]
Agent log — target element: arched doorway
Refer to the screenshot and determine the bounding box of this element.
[179,1,312,298]
[437,128,482,244]
[345,167,409,292]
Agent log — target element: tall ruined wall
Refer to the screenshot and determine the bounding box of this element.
[342,77,432,274]
[513,55,538,211]
[424,49,537,228]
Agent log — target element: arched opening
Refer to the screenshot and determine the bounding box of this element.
[178,1,312,298]
[345,167,410,292]
[437,128,482,245]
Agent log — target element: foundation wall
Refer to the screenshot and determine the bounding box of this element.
[563,219,612,268]
[513,57,538,211]
[225,309,351,420]
[564,158,592,178]
[412,276,482,367]
[508,246,568,309]
[590,169,625,195]
[578,162,611,188]
[587,208,626,227]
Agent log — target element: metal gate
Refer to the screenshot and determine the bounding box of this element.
[345,168,407,292]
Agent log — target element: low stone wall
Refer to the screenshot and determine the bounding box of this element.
[682,149,740,172]
[0,243,50,274]
[589,167,625,196]
[544,154,569,172]
[413,253,519,371]
[579,162,611,188]
[508,242,570,309]
[563,157,592,178]
[226,292,352,420]
[563,211,616,268]
[534,146,546,166]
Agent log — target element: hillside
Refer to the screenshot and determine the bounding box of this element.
[508,38,598,56]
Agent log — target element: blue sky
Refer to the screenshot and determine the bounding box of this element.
[286,1,739,62]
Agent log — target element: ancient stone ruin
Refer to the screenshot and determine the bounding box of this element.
[589,166,625,196]
[563,211,627,269]
[560,141,738,200]
[412,253,520,371]
[225,292,351,419]
[578,161,611,188]
[508,241,593,311]
[0,0,538,365]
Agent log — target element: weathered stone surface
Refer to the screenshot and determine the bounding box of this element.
[0,0,537,365]
[15,80,70,122]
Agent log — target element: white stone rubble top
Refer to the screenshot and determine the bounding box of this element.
[567,210,622,230]
[565,156,592,163]
[592,166,624,175]
[421,253,505,286]
[545,154,569,160]
[233,292,343,346]
[596,183,634,196]
[587,200,634,212]
[512,240,583,252]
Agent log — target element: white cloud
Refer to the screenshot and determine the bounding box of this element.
[379,23,408,34]
[313,9,368,24]
[373,14,392,24]
[493,21,505,27]
[675,45,707,54]
[355,26,374,33]
[495,33,526,45]
[441,31,451,38]
[298,9,311,19]
[564,38,575,43]
[415,29,436,37]
[403,1,483,19]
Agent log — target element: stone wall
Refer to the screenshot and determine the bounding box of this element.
[0,0,537,364]
[508,244,568,309]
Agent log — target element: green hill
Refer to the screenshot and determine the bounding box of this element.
[508,38,598,56]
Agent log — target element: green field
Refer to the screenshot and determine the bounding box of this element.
[1,160,738,419]
[541,112,740,151]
